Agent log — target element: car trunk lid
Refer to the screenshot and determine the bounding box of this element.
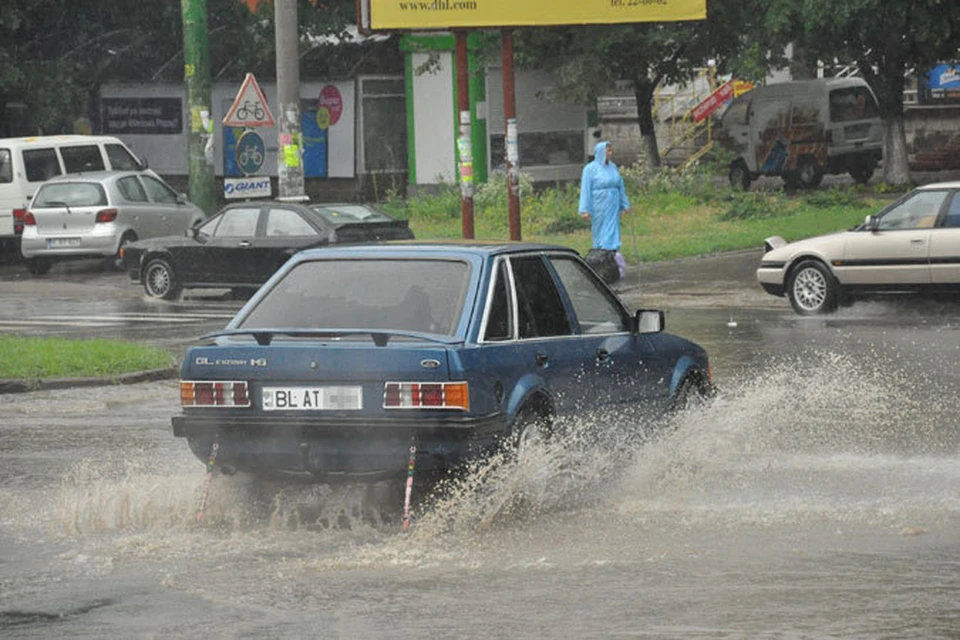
[332,220,414,243]
[31,203,102,235]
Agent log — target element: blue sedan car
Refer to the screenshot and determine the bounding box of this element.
[173,243,713,481]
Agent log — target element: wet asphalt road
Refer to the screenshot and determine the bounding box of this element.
[1,252,959,639]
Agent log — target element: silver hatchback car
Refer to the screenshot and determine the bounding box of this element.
[20,170,204,274]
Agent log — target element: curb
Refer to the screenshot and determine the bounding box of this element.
[0,367,178,395]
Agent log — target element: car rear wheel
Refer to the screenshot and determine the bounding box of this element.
[25,257,51,275]
[787,260,838,315]
[513,407,551,465]
[729,160,751,190]
[848,160,876,184]
[143,258,181,300]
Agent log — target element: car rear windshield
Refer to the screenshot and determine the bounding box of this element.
[33,182,107,207]
[829,87,879,122]
[239,258,471,337]
[309,204,394,223]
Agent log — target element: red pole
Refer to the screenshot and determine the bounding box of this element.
[455,31,475,239]
[501,29,521,241]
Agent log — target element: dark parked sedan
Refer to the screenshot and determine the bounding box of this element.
[120,200,414,299]
[172,242,714,483]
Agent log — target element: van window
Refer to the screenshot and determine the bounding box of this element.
[0,149,11,183]
[829,87,879,122]
[23,148,62,182]
[60,145,105,173]
[34,182,107,207]
[105,143,141,170]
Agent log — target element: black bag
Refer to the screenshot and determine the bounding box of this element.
[585,249,620,284]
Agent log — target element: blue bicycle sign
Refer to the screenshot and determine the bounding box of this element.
[236,130,266,176]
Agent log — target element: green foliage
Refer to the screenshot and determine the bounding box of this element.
[0,335,174,380]
[801,187,860,209]
[719,192,782,221]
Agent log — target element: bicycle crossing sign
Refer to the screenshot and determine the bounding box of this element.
[223,73,275,127]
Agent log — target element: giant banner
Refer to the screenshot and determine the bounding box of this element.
[364,0,706,30]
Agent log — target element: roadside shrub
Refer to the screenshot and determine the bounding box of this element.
[803,187,859,208]
[719,191,781,221]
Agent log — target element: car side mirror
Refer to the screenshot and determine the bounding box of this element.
[176,193,188,205]
[864,214,878,231]
[136,157,148,171]
[633,309,664,334]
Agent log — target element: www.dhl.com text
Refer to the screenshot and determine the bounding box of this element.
[398,0,478,10]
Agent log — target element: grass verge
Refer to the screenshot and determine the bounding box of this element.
[0,335,175,380]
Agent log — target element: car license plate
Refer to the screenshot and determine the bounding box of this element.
[48,237,81,248]
[261,386,362,411]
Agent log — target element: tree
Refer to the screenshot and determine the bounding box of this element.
[0,0,359,135]
[513,2,764,168]
[755,0,960,185]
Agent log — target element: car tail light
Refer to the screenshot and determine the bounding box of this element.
[21,210,36,227]
[383,381,469,410]
[180,380,251,407]
[95,208,118,223]
[13,208,27,234]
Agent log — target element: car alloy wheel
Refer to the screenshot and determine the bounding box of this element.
[788,260,838,315]
[143,258,181,300]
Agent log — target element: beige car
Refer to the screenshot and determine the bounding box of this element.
[757,181,960,314]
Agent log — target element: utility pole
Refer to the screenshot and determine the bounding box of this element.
[181,0,215,216]
[502,29,521,241]
[275,0,306,201]
[455,31,475,239]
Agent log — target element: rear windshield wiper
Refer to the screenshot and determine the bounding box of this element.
[200,327,461,347]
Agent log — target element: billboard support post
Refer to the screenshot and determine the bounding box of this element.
[455,30,475,239]
[502,29,521,241]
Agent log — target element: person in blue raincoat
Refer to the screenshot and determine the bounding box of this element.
[579,140,631,281]
[579,140,630,249]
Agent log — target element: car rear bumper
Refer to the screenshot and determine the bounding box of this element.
[173,411,507,478]
[20,232,120,259]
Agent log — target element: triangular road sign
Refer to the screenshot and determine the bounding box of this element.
[223,73,275,127]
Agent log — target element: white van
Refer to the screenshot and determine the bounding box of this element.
[716,77,883,190]
[0,135,147,257]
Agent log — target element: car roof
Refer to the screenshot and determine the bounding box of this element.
[294,241,579,261]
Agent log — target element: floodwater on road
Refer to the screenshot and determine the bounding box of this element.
[1,302,959,638]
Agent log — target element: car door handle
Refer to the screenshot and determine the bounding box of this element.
[238,240,252,247]
[596,349,610,362]
[535,353,548,367]
[910,238,925,244]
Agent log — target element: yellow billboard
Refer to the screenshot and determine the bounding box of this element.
[365,0,706,30]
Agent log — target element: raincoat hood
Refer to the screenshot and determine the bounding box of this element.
[593,141,610,166]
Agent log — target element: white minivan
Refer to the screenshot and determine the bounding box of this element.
[716,77,884,190]
[0,135,148,258]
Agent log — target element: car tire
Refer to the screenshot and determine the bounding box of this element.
[143,257,181,300]
[111,232,137,271]
[509,404,555,467]
[797,156,823,188]
[848,161,875,184]
[729,160,751,190]
[787,259,839,315]
[671,374,712,412]
[25,257,51,276]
